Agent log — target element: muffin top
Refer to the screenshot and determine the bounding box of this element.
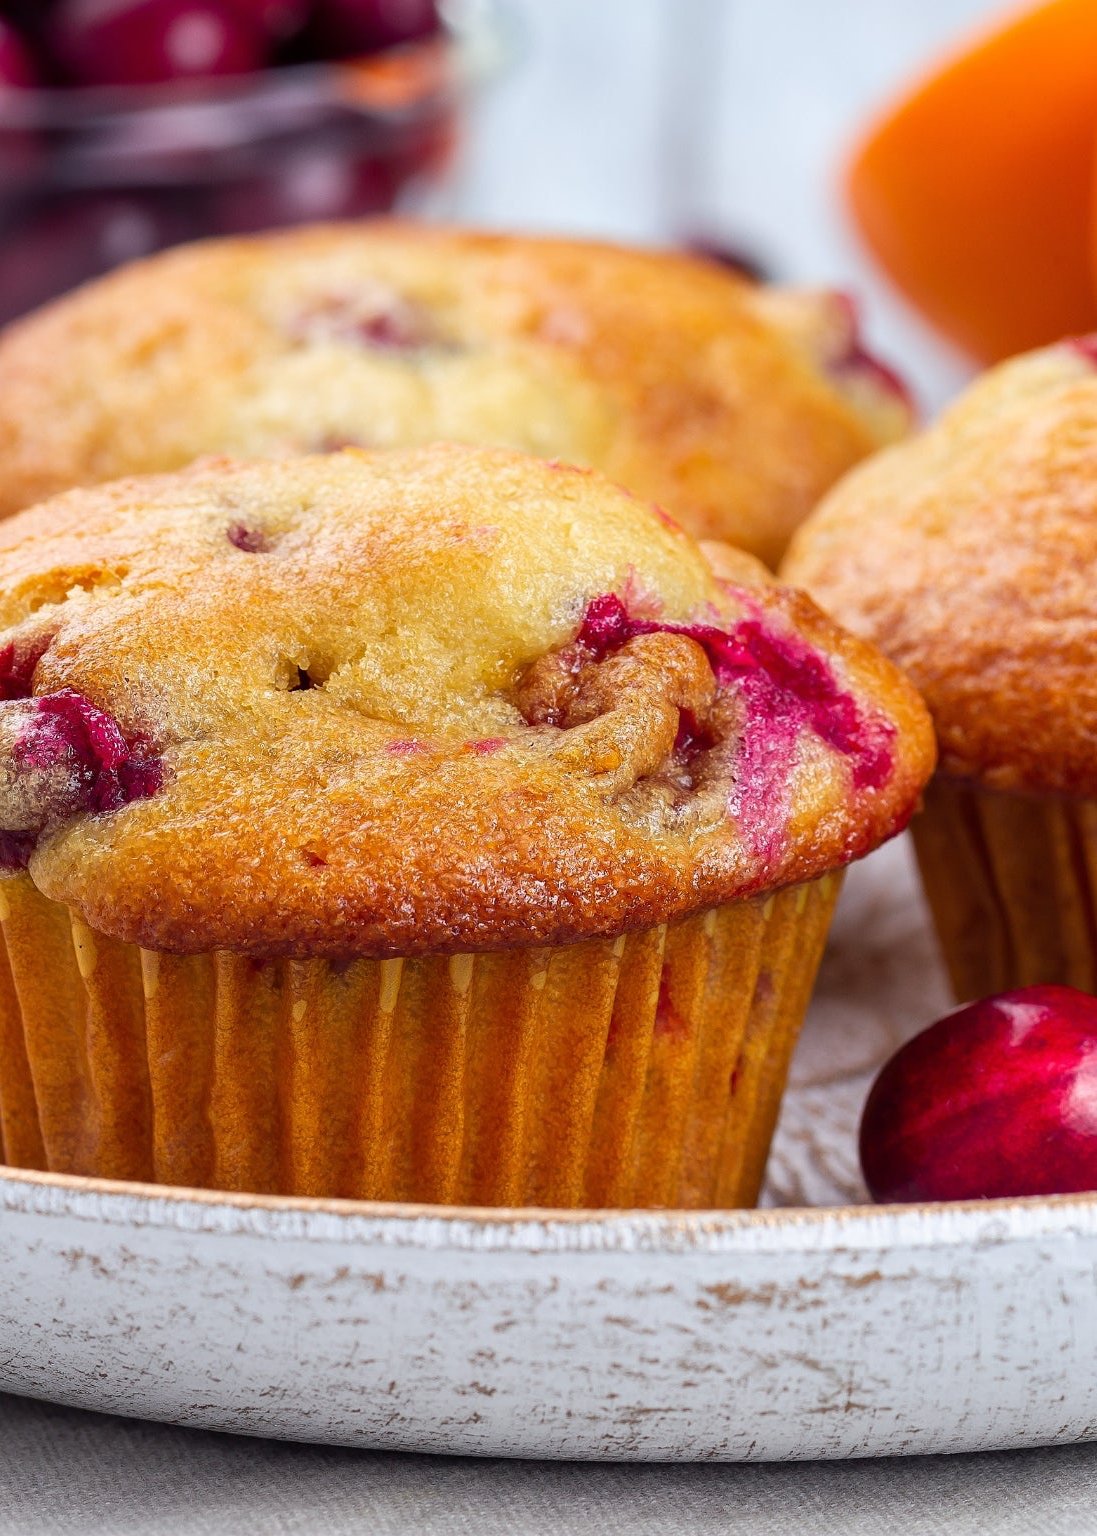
[0,445,933,957]
[0,223,909,567]
[784,339,1097,796]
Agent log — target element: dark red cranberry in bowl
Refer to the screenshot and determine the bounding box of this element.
[209,150,396,236]
[308,0,441,56]
[0,16,39,181]
[860,985,1097,1203]
[0,193,194,327]
[50,0,268,89]
[0,18,37,91]
[223,0,309,42]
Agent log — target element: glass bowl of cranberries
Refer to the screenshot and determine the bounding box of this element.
[0,0,500,324]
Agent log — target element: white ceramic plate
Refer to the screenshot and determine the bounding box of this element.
[1,839,1092,1461]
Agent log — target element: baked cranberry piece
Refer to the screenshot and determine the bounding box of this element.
[50,0,268,88]
[289,286,439,352]
[822,291,914,417]
[576,592,894,791]
[565,592,895,866]
[688,237,769,284]
[860,985,1097,1202]
[307,0,440,56]
[0,638,49,701]
[226,522,270,551]
[0,689,163,866]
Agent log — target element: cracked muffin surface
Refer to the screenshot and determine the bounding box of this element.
[0,445,933,956]
[0,223,910,566]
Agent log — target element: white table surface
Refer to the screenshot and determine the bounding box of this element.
[4,1,1084,1523]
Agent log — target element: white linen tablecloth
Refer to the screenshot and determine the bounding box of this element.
[1,1392,1096,1536]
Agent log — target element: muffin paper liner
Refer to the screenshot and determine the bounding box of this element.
[912,777,1097,1002]
[0,872,839,1208]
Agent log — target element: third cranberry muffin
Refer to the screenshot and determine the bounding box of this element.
[785,337,1097,1000]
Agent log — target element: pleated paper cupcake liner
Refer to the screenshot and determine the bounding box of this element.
[0,871,840,1209]
[912,777,1097,1001]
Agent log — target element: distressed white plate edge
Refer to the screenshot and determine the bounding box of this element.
[1,1164,1095,1461]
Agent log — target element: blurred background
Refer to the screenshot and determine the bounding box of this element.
[0,0,1076,411]
[463,0,1008,411]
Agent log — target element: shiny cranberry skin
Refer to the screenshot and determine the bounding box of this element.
[307,0,440,56]
[0,17,36,88]
[50,0,268,88]
[860,985,1097,1203]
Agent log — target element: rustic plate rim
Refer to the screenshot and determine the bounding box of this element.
[3,1162,1097,1254]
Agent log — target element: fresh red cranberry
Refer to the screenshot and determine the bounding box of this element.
[860,985,1097,1203]
[0,17,36,89]
[307,0,440,55]
[50,0,268,88]
[209,151,396,236]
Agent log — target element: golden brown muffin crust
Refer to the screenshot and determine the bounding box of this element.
[783,340,1097,796]
[0,223,908,566]
[0,446,934,956]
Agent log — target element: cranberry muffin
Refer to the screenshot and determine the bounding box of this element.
[0,445,933,1207]
[784,337,1097,1000]
[0,223,910,567]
